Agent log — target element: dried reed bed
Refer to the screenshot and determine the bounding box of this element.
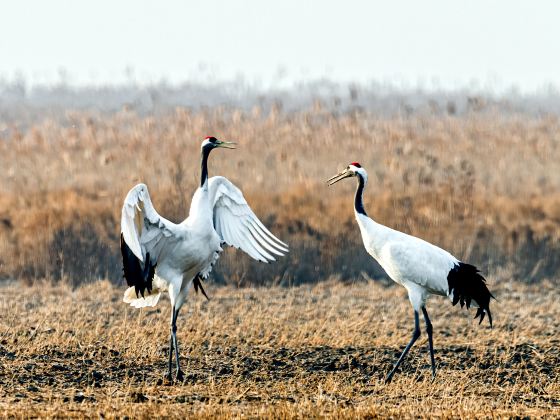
[0,277,558,418]
[1,107,560,284]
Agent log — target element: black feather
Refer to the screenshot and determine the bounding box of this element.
[193,274,210,301]
[447,262,495,327]
[120,233,156,299]
[452,293,460,306]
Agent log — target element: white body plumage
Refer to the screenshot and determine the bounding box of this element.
[121,176,288,309]
[355,212,458,310]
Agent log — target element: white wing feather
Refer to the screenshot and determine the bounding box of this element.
[208,176,288,262]
[120,183,179,262]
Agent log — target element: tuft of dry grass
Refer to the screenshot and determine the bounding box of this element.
[0,277,558,418]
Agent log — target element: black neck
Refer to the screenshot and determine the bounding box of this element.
[200,147,210,187]
[354,173,367,216]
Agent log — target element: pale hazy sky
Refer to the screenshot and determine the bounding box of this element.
[1,0,559,92]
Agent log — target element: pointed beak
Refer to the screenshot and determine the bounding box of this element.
[327,169,352,186]
[217,141,236,149]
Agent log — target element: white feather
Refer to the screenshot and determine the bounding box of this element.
[121,183,178,262]
[123,286,162,308]
[207,176,288,264]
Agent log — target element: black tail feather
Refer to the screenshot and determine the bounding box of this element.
[120,234,156,299]
[193,274,210,300]
[447,262,494,327]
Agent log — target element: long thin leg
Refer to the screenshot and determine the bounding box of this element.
[421,307,436,379]
[167,331,174,381]
[386,310,420,383]
[166,306,176,381]
[171,307,184,381]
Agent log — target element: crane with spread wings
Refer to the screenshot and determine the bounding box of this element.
[120,136,288,382]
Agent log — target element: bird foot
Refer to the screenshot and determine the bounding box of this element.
[162,371,174,386]
[176,369,185,383]
[385,369,396,384]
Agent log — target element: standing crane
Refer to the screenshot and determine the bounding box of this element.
[120,136,288,382]
[327,162,494,382]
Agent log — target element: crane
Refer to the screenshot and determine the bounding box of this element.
[120,136,288,382]
[327,162,494,382]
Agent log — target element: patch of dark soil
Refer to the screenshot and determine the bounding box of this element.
[175,394,209,404]
[129,391,148,403]
[2,340,558,405]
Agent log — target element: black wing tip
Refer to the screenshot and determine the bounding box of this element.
[193,275,210,301]
[120,234,156,299]
[448,262,494,327]
[474,307,493,328]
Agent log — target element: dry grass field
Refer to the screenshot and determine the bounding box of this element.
[1,90,560,417]
[0,278,558,418]
[1,103,560,286]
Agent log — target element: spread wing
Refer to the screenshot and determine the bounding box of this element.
[120,183,180,297]
[208,176,288,262]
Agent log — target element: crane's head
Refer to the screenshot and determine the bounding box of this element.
[201,136,236,153]
[327,162,368,185]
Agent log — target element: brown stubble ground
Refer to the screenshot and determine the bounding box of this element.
[0,277,558,418]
